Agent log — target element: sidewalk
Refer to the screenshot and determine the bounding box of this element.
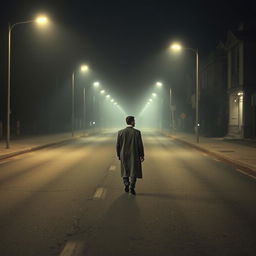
[0,130,94,160]
[164,131,256,178]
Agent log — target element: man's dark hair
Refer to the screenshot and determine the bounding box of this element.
[126,116,135,125]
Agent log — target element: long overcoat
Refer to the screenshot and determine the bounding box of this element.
[116,127,144,178]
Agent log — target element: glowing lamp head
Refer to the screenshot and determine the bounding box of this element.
[156,82,162,88]
[106,94,110,98]
[149,98,153,102]
[100,90,105,94]
[110,99,114,102]
[35,16,48,25]
[93,81,100,87]
[80,65,89,72]
[170,43,182,52]
[152,93,157,97]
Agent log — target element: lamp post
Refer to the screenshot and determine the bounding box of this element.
[6,15,48,149]
[71,64,89,137]
[155,81,164,130]
[170,43,199,143]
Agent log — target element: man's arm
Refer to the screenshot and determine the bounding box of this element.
[138,131,144,161]
[116,131,121,160]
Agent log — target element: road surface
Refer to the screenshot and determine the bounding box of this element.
[0,131,256,256]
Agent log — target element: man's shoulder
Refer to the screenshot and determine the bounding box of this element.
[117,128,127,134]
[118,127,141,134]
[133,128,141,134]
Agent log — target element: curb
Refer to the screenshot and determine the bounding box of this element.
[166,133,256,179]
[0,136,83,161]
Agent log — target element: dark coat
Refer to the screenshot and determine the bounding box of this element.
[116,127,144,178]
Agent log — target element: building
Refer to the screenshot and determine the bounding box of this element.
[226,24,256,138]
[200,42,228,137]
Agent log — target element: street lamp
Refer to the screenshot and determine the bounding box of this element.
[35,16,49,24]
[6,15,49,148]
[93,81,100,88]
[71,64,89,137]
[156,81,163,88]
[170,42,199,143]
[152,93,157,97]
[100,90,105,94]
[80,65,89,72]
[170,43,182,51]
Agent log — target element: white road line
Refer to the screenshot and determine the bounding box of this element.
[93,187,107,199]
[236,169,256,180]
[213,158,220,162]
[109,165,116,171]
[0,160,12,164]
[59,240,84,256]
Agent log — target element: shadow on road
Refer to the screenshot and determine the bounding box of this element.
[88,194,143,255]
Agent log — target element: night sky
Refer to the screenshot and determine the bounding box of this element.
[0,0,256,131]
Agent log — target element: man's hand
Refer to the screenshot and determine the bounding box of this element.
[140,157,144,162]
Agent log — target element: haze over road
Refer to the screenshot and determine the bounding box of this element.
[0,131,256,256]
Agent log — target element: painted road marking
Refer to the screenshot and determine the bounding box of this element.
[93,187,106,199]
[109,165,116,171]
[59,240,84,256]
[236,169,256,180]
[0,160,12,165]
[213,158,220,162]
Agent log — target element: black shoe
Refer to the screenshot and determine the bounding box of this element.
[130,188,136,195]
[124,185,129,193]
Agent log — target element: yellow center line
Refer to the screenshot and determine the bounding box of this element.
[59,240,84,256]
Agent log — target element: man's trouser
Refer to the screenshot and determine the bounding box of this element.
[123,177,137,189]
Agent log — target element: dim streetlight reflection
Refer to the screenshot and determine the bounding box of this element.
[110,99,114,102]
[149,98,153,102]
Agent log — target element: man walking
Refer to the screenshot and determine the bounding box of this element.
[116,116,144,195]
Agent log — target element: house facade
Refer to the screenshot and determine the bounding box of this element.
[200,42,228,136]
[226,25,256,138]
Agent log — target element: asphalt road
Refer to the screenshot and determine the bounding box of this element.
[0,131,256,256]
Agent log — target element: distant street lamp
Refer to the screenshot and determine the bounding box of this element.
[6,15,49,148]
[170,42,199,143]
[156,81,163,88]
[72,64,89,137]
[93,81,100,88]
